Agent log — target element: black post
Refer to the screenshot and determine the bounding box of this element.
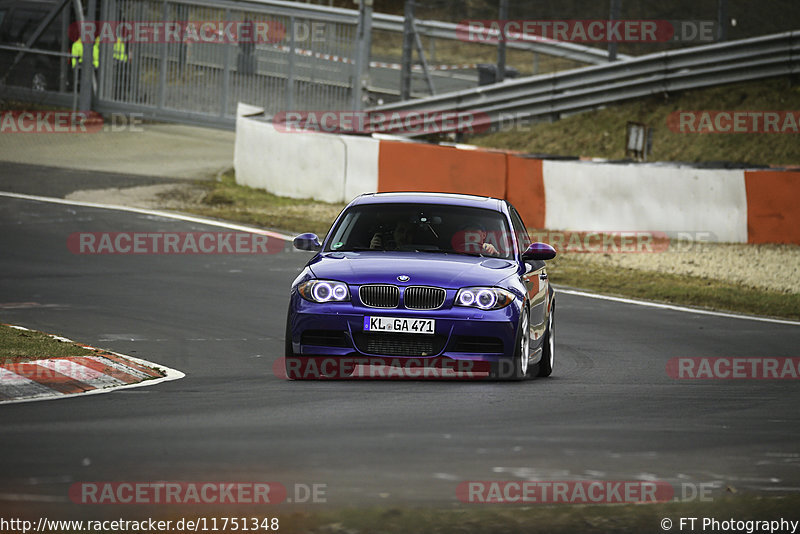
[400,0,414,100]
[608,0,620,62]
[496,0,508,83]
[78,0,96,110]
[717,0,728,41]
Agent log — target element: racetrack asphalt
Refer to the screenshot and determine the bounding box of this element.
[1,163,800,519]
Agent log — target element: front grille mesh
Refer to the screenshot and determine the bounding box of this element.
[359,285,400,308]
[404,286,446,309]
[452,336,504,354]
[301,330,350,348]
[353,333,446,357]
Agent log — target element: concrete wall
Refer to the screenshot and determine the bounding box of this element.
[542,161,749,243]
[234,103,378,203]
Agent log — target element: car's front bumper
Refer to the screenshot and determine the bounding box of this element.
[287,293,522,363]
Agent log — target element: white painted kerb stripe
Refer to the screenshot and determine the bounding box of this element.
[35,359,126,388]
[0,368,63,399]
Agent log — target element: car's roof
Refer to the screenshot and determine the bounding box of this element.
[350,192,505,211]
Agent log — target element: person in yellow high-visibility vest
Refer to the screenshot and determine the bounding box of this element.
[111,37,130,100]
[112,37,128,62]
[71,36,99,69]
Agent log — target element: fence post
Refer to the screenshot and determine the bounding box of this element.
[400,0,414,100]
[221,7,232,117]
[156,1,168,110]
[286,15,295,111]
[496,0,508,82]
[78,0,96,110]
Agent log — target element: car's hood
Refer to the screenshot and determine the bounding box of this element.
[308,251,518,289]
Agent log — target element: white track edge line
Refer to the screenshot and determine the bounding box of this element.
[554,287,800,326]
[0,191,294,241]
[0,324,186,406]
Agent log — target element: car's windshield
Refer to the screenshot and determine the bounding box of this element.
[324,203,515,259]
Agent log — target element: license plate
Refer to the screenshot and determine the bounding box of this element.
[363,316,435,335]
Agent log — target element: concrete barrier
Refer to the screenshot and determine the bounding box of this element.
[377,141,507,198]
[542,160,749,243]
[233,103,378,203]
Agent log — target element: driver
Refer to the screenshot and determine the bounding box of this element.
[370,221,414,250]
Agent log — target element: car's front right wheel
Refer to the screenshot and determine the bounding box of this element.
[537,302,555,378]
[489,307,529,381]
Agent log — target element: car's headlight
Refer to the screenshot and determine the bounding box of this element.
[298,280,350,303]
[455,287,515,310]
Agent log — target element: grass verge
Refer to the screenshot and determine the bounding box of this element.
[471,77,800,166]
[178,171,344,238]
[0,323,98,364]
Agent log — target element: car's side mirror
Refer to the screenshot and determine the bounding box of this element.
[293,233,322,251]
[522,242,556,261]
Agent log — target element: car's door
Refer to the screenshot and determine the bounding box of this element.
[509,205,548,343]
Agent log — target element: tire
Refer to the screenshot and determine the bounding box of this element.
[537,302,555,378]
[284,312,308,380]
[489,306,530,381]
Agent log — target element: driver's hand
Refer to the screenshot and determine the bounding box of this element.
[482,242,499,256]
[370,234,382,249]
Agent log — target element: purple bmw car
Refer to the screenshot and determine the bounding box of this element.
[285,192,556,380]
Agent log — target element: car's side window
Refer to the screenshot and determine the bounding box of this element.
[509,206,532,253]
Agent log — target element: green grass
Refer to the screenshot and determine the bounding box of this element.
[472,77,800,166]
[178,171,345,238]
[0,323,99,364]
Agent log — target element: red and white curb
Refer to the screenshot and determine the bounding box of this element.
[0,325,185,405]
